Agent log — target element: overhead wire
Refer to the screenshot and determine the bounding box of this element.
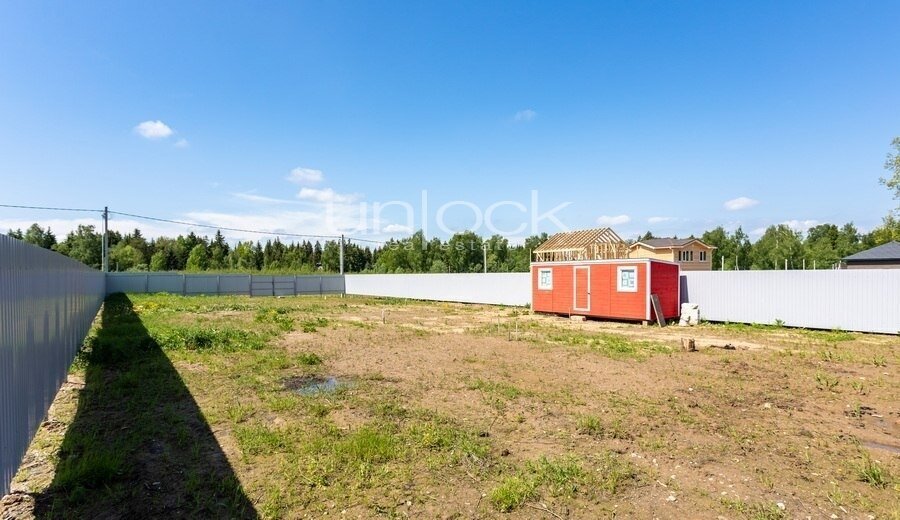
[0,203,385,245]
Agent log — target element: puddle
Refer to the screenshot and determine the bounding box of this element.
[284,375,344,395]
[862,441,900,455]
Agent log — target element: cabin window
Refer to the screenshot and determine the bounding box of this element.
[699,251,707,262]
[617,266,638,292]
[679,250,694,262]
[538,268,553,290]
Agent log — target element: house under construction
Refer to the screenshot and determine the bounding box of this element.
[532,227,628,262]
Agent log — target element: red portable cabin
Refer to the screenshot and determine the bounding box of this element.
[531,259,680,322]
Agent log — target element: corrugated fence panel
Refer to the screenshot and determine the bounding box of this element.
[184,275,219,295]
[344,273,531,306]
[220,275,251,295]
[0,236,105,497]
[105,273,345,297]
[681,270,900,334]
[148,274,184,294]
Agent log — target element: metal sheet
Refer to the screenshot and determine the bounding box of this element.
[681,270,900,334]
[0,236,105,496]
[344,273,531,306]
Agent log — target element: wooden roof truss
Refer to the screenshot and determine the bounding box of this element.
[533,228,629,262]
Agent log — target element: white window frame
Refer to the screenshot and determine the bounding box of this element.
[699,250,707,262]
[538,268,553,290]
[616,266,638,292]
[679,250,694,262]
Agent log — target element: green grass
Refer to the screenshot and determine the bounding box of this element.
[490,475,537,512]
[489,453,632,512]
[576,414,630,439]
[546,330,671,359]
[234,423,291,456]
[719,498,787,520]
[296,352,323,365]
[53,449,123,491]
[300,317,329,333]
[857,454,892,488]
[254,307,295,331]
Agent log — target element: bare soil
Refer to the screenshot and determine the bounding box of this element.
[3,295,898,519]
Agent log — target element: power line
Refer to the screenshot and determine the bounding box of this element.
[107,210,385,245]
[1,203,385,245]
[0,203,102,213]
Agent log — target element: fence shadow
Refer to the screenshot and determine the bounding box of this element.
[34,293,258,519]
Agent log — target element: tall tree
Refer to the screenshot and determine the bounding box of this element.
[751,225,804,269]
[881,136,900,207]
[55,225,102,268]
[23,223,57,249]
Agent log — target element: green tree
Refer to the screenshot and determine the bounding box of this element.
[55,225,102,268]
[185,244,210,271]
[109,243,145,271]
[881,136,900,206]
[446,231,483,272]
[751,225,804,269]
[23,223,57,249]
[7,228,24,240]
[150,250,169,271]
[866,214,900,245]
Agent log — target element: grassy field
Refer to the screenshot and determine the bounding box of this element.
[4,293,898,519]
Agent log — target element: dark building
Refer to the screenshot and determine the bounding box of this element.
[842,241,900,269]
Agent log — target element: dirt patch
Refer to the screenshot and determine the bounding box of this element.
[4,295,897,519]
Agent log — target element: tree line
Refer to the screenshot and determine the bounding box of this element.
[5,218,898,273]
[7,136,900,273]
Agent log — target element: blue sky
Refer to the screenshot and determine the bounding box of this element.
[1,1,898,243]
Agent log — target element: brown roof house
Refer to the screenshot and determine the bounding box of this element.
[628,238,716,271]
[841,241,900,269]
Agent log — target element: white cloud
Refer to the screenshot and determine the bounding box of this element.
[297,187,360,204]
[513,109,536,122]
[647,216,675,224]
[782,219,821,232]
[174,138,189,148]
[596,214,631,227]
[724,197,759,211]
[383,224,413,234]
[134,120,174,139]
[287,167,324,184]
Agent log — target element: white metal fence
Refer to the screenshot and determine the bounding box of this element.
[680,270,900,334]
[0,236,105,496]
[344,273,531,306]
[106,273,345,297]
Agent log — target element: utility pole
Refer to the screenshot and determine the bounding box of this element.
[102,206,109,273]
[339,234,345,275]
[482,243,488,273]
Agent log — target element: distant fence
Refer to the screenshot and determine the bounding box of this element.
[344,273,531,306]
[106,273,345,297]
[681,270,900,334]
[0,236,105,497]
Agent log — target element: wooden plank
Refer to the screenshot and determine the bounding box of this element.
[650,293,665,327]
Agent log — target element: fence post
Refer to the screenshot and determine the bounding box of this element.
[182,274,186,295]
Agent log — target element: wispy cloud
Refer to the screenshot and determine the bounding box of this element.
[647,216,675,224]
[134,120,174,139]
[596,214,631,226]
[297,187,361,204]
[724,197,759,211]
[233,192,297,205]
[513,109,536,122]
[174,138,189,148]
[287,167,324,184]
